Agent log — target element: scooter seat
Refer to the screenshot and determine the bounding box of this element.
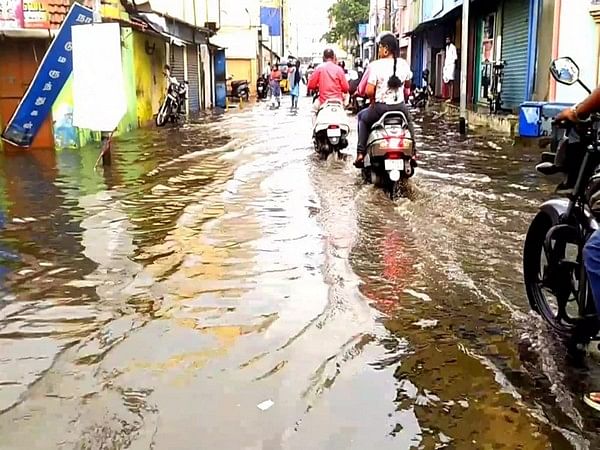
[371,111,408,130]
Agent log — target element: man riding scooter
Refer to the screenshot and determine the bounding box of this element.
[307,49,349,124]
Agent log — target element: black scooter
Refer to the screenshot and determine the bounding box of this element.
[227,77,250,102]
[257,75,269,100]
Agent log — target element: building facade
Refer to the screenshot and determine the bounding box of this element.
[0,0,221,152]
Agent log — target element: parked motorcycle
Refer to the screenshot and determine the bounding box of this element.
[523,57,599,341]
[156,68,188,127]
[313,99,350,160]
[227,76,250,102]
[257,74,269,100]
[409,69,433,108]
[362,104,416,199]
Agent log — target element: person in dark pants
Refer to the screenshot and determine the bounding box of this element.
[557,88,600,411]
[354,33,414,167]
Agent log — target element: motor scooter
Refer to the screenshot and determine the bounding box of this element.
[313,99,350,160]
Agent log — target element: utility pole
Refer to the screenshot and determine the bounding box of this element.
[459,0,469,136]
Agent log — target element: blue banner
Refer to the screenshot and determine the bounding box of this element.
[1,3,93,148]
[260,7,281,37]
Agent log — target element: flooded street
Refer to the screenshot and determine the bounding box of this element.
[2,95,600,449]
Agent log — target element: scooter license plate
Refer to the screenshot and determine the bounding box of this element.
[385,159,405,171]
[327,128,342,137]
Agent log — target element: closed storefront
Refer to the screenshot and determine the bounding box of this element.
[501,0,530,110]
[0,39,54,151]
[186,45,200,114]
[169,45,185,79]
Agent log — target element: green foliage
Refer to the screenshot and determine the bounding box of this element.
[322,0,369,46]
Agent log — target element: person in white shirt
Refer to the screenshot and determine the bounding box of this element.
[443,36,458,101]
[354,32,414,167]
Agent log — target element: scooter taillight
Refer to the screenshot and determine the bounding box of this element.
[328,125,340,129]
[383,136,404,150]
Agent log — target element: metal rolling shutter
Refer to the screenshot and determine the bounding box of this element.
[186,45,200,113]
[501,0,530,110]
[170,45,186,84]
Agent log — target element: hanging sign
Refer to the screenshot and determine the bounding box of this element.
[72,23,126,132]
[1,3,93,148]
[23,0,50,29]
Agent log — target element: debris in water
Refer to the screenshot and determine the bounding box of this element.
[413,319,439,329]
[487,141,502,150]
[257,399,274,411]
[404,289,432,302]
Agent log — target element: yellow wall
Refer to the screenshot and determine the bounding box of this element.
[133,32,167,126]
[226,58,258,95]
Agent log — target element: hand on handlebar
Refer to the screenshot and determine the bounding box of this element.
[556,107,579,123]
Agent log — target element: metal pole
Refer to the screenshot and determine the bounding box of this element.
[459,0,469,135]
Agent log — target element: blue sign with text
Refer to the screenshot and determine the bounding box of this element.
[1,3,93,148]
[260,7,282,37]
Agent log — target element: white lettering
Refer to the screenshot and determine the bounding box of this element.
[64,42,72,52]
[75,14,86,23]
[30,111,39,117]
[48,70,60,79]
[42,82,52,91]
[23,122,33,130]
[57,56,67,64]
[34,97,46,106]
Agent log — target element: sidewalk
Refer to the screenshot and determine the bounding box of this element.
[440,101,519,137]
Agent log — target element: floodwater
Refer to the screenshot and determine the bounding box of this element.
[1,96,600,449]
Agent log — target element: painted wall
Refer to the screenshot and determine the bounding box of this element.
[226,58,257,95]
[133,32,166,127]
[555,0,598,104]
[532,0,554,101]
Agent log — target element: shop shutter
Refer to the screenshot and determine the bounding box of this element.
[501,0,530,110]
[186,45,200,113]
[170,45,186,84]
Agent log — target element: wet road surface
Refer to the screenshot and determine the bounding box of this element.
[1,96,600,448]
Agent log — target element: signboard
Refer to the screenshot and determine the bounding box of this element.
[22,0,49,28]
[72,23,126,131]
[358,23,368,39]
[260,6,281,37]
[0,0,23,29]
[1,3,94,148]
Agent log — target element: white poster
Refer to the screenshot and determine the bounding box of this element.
[72,23,126,131]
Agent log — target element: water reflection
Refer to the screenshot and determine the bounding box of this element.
[0,101,599,448]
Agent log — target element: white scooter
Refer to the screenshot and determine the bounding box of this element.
[312,99,350,160]
[363,106,416,199]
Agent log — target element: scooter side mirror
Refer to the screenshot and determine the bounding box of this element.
[550,57,580,86]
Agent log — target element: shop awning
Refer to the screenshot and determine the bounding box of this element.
[407,0,465,35]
